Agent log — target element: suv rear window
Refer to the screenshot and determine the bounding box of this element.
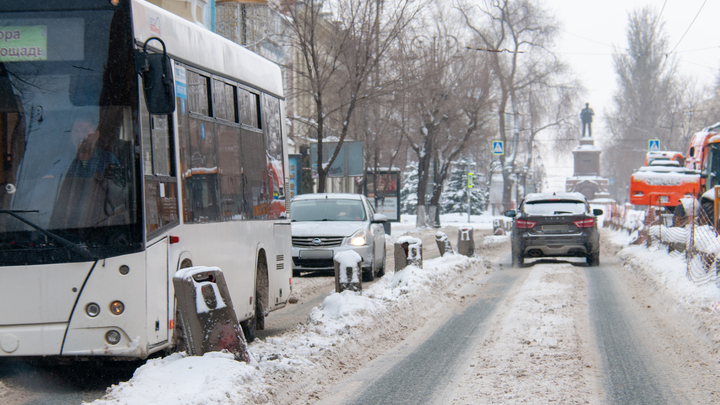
[522,201,587,215]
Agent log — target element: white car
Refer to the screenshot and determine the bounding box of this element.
[290,193,387,280]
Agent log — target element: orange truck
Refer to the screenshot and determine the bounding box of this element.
[629,162,700,208]
[629,123,720,215]
[644,150,685,166]
[684,123,720,216]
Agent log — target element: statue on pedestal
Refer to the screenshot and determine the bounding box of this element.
[580,103,594,137]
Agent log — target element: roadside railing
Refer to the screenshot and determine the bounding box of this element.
[631,199,720,286]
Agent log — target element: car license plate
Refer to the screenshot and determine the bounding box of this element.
[660,195,669,203]
[543,225,568,232]
[300,250,332,259]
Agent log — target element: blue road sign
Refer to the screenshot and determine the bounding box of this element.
[492,141,504,155]
[649,139,660,152]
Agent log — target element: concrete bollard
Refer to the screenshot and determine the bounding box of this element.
[334,251,362,293]
[395,236,423,270]
[493,219,505,235]
[435,231,453,256]
[172,266,254,363]
[457,226,475,256]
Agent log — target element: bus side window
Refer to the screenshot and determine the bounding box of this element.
[180,69,219,223]
[241,128,268,219]
[261,94,284,219]
[140,86,178,237]
[238,88,259,129]
[239,87,267,219]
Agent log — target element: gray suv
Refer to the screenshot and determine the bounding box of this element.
[504,192,602,267]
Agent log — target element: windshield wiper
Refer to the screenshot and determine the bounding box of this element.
[0,209,96,260]
[554,211,573,214]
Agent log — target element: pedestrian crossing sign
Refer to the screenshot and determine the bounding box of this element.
[492,141,504,155]
[648,139,660,152]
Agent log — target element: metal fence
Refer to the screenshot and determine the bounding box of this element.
[613,199,720,286]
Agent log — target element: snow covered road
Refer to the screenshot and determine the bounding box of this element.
[4,221,720,405]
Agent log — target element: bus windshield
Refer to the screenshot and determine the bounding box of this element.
[0,3,141,265]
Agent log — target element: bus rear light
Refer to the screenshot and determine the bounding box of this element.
[516,219,537,229]
[106,330,121,345]
[110,301,125,315]
[119,265,130,275]
[86,303,100,317]
[169,236,180,244]
[169,319,174,330]
[573,218,595,228]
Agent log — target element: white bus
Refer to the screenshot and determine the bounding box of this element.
[0,0,291,359]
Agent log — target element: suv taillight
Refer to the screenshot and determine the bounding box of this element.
[573,218,595,228]
[516,219,537,229]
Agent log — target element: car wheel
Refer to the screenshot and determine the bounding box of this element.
[362,265,375,282]
[702,199,714,224]
[377,246,386,277]
[510,244,525,267]
[587,252,600,267]
[513,253,524,267]
[512,245,523,267]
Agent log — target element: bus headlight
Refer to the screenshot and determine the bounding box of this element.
[86,303,100,317]
[349,230,367,246]
[106,330,121,345]
[109,301,125,315]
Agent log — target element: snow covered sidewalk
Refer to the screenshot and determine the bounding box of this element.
[91,237,502,405]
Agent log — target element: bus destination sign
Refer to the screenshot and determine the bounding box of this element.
[0,26,47,62]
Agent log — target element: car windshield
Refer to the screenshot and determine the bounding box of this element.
[291,199,367,222]
[523,200,587,215]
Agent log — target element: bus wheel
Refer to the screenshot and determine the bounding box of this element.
[242,255,268,342]
[241,294,265,343]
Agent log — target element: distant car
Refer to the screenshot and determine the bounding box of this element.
[290,193,387,280]
[504,192,603,267]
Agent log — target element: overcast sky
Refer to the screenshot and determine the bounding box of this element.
[540,0,720,190]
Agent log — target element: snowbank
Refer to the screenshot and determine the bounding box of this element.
[91,249,482,405]
[607,229,720,351]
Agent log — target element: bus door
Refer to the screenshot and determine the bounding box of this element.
[146,237,169,346]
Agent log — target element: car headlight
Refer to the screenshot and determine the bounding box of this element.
[349,229,368,246]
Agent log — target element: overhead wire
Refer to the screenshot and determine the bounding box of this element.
[668,0,708,55]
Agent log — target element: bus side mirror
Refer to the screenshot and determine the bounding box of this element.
[137,37,175,115]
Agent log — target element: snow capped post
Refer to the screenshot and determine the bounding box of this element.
[395,236,423,270]
[172,266,254,363]
[334,251,362,293]
[457,226,475,256]
[435,231,453,256]
[492,219,505,235]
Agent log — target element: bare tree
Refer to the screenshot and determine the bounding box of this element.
[518,77,579,197]
[604,6,680,199]
[392,25,492,227]
[459,0,563,209]
[278,0,421,192]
